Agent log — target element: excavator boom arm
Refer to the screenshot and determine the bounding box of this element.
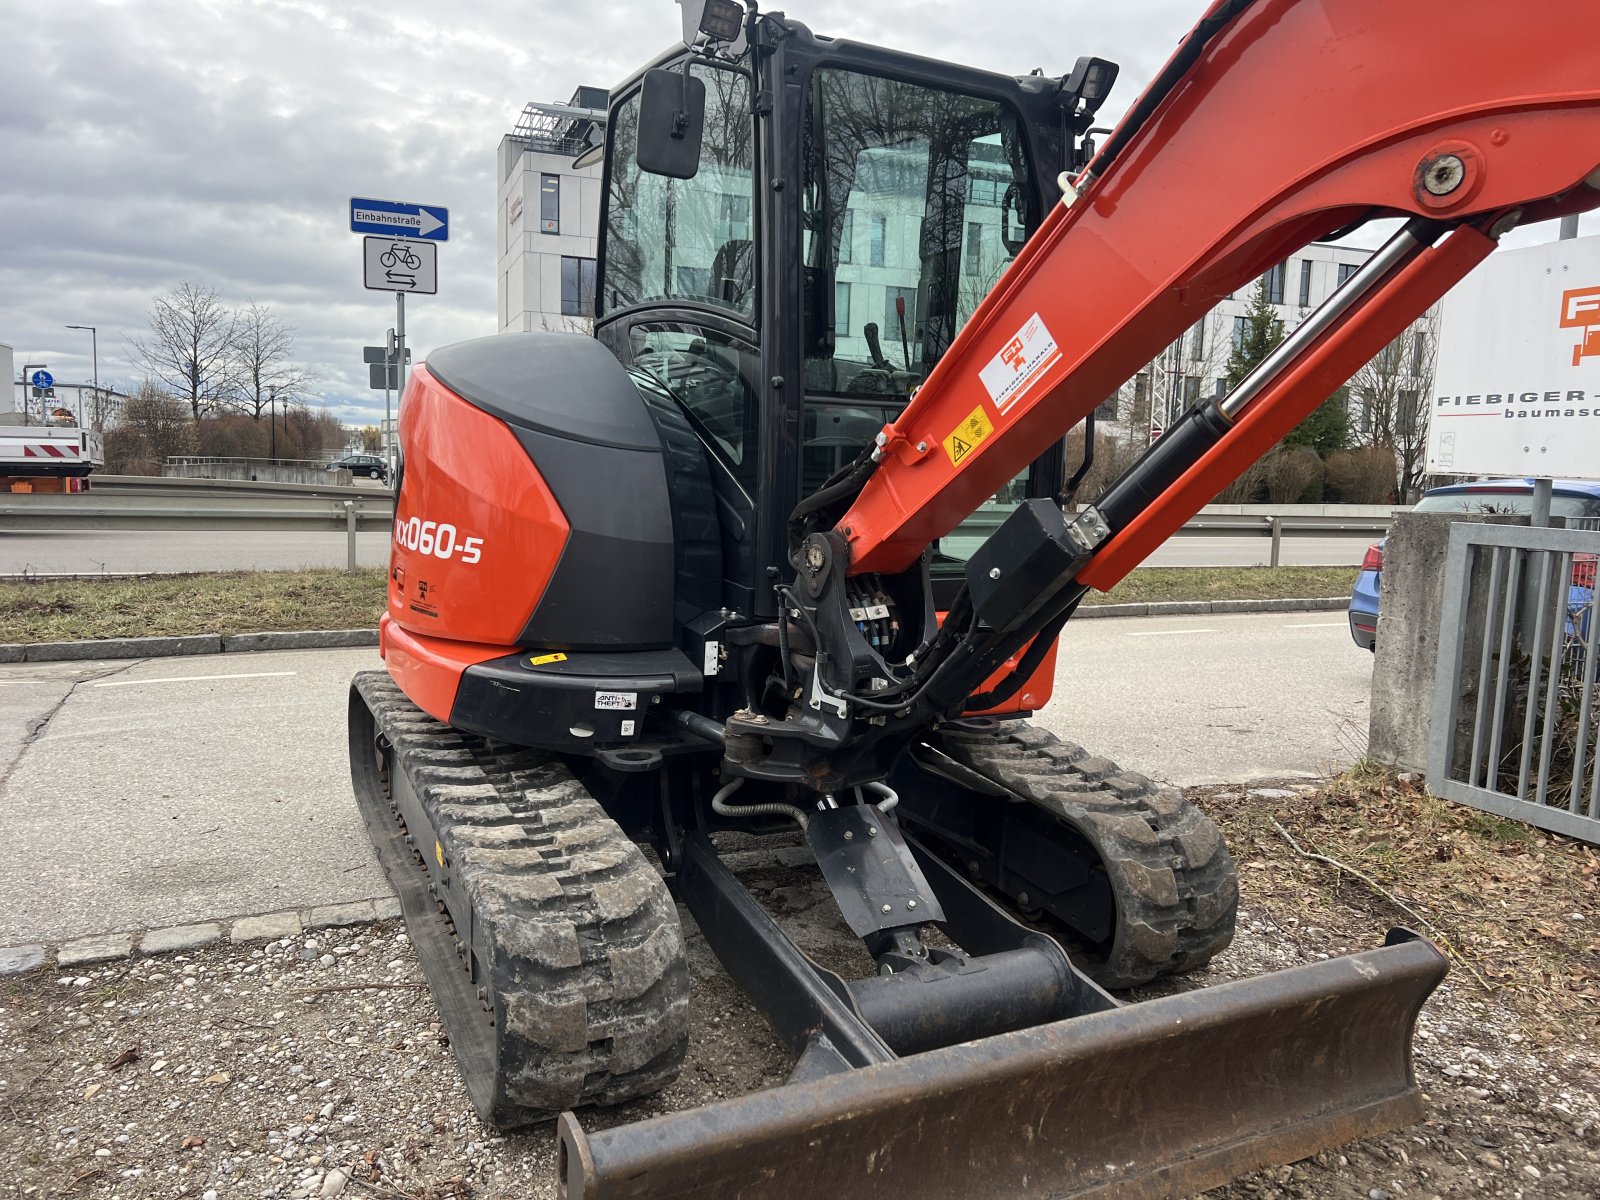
[837,0,1600,582]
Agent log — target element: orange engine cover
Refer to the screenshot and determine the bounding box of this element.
[388,363,570,647]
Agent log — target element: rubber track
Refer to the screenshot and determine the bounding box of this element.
[352,671,690,1126]
[931,721,1239,989]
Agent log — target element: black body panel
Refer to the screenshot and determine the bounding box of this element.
[450,647,702,750]
[428,332,662,450]
[512,427,675,650]
[428,331,721,653]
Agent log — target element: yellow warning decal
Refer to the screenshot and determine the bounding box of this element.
[528,652,568,666]
[943,406,995,466]
[435,840,445,868]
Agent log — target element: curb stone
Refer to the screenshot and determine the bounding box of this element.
[306,901,377,929]
[2,629,376,663]
[222,629,379,653]
[1075,596,1345,619]
[140,923,222,955]
[230,911,304,942]
[0,945,45,976]
[58,932,136,967]
[1,602,1347,662]
[21,634,220,662]
[0,896,404,977]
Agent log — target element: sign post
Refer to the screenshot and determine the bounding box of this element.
[352,197,446,491]
[364,343,410,476]
[349,198,449,241]
[361,237,437,296]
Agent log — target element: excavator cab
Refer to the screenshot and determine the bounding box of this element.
[593,17,1074,618]
[349,0,1600,1194]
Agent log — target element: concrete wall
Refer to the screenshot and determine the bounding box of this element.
[1368,511,1526,771]
[164,463,352,486]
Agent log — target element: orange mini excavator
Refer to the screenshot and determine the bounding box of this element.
[348,1,1600,1195]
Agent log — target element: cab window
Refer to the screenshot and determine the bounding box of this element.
[800,69,1033,397]
[603,64,757,319]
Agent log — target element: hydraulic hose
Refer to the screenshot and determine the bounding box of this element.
[862,781,898,812]
[711,776,811,831]
[661,708,727,746]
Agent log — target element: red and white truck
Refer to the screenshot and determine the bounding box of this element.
[0,414,105,493]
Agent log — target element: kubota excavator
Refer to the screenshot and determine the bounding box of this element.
[346,1,1600,1195]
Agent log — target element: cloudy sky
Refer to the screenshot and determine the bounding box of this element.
[4,0,1590,427]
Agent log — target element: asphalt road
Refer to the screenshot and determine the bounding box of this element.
[0,529,1376,574]
[0,529,392,573]
[0,612,1370,948]
[1037,610,1372,786]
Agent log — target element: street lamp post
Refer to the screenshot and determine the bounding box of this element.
[64,325,98,427]
[269,386,278,462]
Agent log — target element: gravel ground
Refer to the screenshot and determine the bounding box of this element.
[2,793,1596,1200]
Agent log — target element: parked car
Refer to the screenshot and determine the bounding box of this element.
[329,454,388,481]
[1348,479,1600,651]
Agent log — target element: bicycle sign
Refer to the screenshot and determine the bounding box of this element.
[363,237,436,295]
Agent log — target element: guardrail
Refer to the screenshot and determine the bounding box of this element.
[1,494,1392,561]
[88,474,377,499]
[0,494,392,530]
[960,506,1396,565]
[0,492,392,570]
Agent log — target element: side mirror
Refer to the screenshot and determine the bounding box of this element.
[636,67,705,180]
[1001,181,1027,255]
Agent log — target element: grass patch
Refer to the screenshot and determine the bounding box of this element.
[1203,766,1600,1027]
[0,569,386,643]
[0,563,1356,644]
[1083,564,1356,606]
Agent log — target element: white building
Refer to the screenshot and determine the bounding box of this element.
[496,89,608,334]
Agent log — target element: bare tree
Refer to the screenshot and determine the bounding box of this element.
[1350,308,1439,502]
[129,282,238,420]
[1264,445,1324,502]
[1325,445,1400,503]
[113,381,196,473]
[230,302,308,421]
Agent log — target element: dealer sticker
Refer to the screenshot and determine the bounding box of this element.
[978,313,1061,413]
[595,691,637,710]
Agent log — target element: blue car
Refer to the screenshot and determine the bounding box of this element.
[1348,479,1600,651]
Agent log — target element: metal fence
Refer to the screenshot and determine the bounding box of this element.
[1427,520,1600,843]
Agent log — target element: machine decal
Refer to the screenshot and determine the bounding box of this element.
[527,652,568,666]
[621,720,636,736]
[595,691,638,710]
[977,312,1060,413]
[394,516,485,564]
[408,579,439,618]
[942,405,995,465]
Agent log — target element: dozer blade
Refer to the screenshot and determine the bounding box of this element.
[557,930,1445,1200]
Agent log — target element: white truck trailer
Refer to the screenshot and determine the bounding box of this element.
[0,415,105,493]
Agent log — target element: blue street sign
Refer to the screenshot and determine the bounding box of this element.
[349,197,449,241]
[30,370,53,390]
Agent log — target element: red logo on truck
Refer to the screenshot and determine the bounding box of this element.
[1559,285,1600,366]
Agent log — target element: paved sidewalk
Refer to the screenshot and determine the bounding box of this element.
[0,647,389,947]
